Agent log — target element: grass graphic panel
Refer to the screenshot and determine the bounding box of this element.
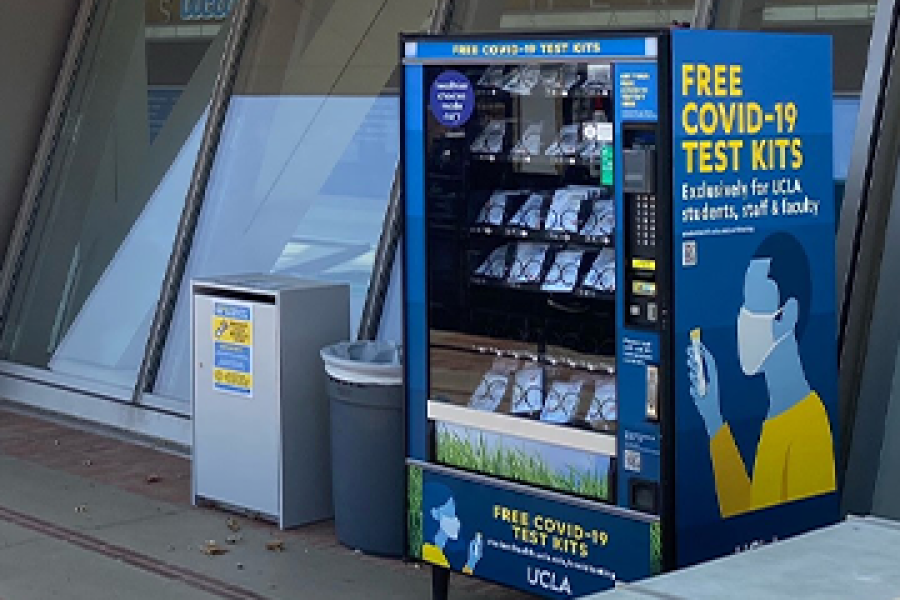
[408,466,423,559]
[650,521,662,575]
[436,429,609,500]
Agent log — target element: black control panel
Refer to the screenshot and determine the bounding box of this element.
[622,131,659,329]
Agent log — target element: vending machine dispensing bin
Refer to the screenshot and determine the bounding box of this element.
[402,30,837,598]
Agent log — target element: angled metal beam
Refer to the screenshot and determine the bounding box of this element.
[691,0,716,28]
[357,0,454,341]
[843,153,900,516]
[837,0,899,341]
[132,0,256,401]
[838,0,900,508]
[0,0,101,331]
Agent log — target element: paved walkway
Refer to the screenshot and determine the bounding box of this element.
[6,404,897,600]
[0,405,530,600]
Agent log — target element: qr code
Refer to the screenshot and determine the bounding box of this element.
[682,240,697,267]
[624,449,642,473]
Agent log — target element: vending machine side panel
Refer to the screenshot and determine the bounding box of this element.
[669,30,839,567]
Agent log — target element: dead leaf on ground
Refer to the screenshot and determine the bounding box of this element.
[226,517,241,532]
[266,539,285,552]
[202,540,228,556]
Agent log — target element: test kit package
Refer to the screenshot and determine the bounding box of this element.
[403,30,837,598]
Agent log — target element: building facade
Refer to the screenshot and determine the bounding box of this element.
[0,0,894,517]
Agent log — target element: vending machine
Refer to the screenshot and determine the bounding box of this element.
[402,29,837,598]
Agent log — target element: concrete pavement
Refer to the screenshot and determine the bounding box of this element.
[5,406,898,600]
[601,517,900,600]
[0,406,530,600]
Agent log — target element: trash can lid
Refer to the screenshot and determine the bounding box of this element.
[320,341,402,386]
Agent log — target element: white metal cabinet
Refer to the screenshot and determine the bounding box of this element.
[191,274,349,528]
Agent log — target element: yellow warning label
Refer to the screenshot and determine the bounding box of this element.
[212,302,253,396]
[631,258,656,271]
[212,316,253,345]
[213,369,253,390]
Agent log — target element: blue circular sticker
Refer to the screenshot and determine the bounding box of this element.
[429,70,474,128]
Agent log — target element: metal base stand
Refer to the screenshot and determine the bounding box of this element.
[432,565,450,600]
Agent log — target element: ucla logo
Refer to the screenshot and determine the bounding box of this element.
[527,566,572,596]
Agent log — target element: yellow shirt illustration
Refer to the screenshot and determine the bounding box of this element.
[422,543,449,567]
[709,392,835,518]
[422,543,473,574]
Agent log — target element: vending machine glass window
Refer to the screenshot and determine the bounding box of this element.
[426,58,622,504]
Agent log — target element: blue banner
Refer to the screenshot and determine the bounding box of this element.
[670,30,838,566]
[406,37,655,61]
[410,467,658,598]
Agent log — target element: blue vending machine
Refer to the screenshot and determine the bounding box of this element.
[403,29,837,598]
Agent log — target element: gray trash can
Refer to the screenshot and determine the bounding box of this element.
[321,341,403,557]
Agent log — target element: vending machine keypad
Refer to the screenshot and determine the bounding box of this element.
[635,194,657,250]
[625,190,660,328]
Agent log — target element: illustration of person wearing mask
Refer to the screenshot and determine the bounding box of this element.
[687,232,835,518]
[422,482,483,575]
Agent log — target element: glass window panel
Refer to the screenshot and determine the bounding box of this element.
[714,0,873,213]
[833,95,860,182]
[152,0,434,403]
[714,1,876,93]
[449,0,695,32]
[0,1,235,390]
[844,153,900,517]
[833,95,860,217]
